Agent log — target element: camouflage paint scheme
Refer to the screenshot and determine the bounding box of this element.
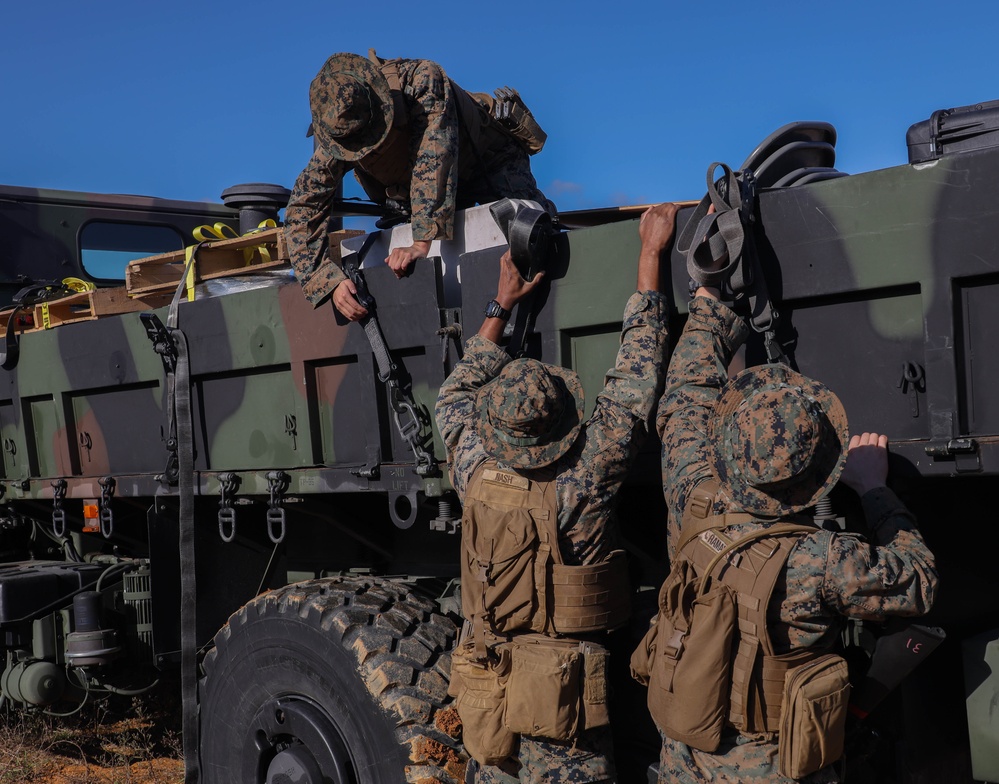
[0,121,997,781]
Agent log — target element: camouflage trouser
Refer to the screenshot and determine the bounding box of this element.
[470,727,616,783]
[456,142,558,218]
[658,733,842,783]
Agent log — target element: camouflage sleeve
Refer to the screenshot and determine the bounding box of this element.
[658,297,750,523]
[284,147,352,306]
[434,334,510,499]
[819,532,939,619]
[557,290,669,564]
[819,487,938,619]
[398,60,459,242]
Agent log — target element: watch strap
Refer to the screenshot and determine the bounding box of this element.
[484,299,512,320]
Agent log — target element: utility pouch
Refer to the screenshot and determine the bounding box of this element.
[778,653,851,779]
[450,642,517,767]
[630,617,657,686]
[469,89,548,155]
[580,643,611,730]
[461,499,540,634]
[550,550,631,634]
[644,561,736,752]
[504,641,581,741]
[496,100,547,155]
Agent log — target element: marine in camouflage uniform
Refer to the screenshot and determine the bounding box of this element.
[654,289,940,782]
[284,51,554,320]
[436,203,680,782]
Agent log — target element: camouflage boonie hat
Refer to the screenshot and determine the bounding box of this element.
[309,53,394,162]
[475,359,585,469]
[709,364,849,516]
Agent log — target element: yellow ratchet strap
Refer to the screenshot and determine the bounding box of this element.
[184,221,278,301]
[242,219,277,266]
[186,223,238,301]
[39,277,98,329]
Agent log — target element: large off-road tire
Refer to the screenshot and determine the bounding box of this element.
[200,576,466,784]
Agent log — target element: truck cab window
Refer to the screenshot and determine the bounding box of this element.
[80,221,185,280]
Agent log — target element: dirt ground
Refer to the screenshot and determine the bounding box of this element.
[11,758,184,784]
[0,695,184,784]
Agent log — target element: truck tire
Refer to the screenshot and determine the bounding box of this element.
[200,576,466,784]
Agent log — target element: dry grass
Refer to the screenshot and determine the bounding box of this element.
[0,693,184,784]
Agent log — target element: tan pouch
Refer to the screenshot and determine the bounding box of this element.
[778,653,851,779]
[550,550,631,634]
[646,562,735,753]
[461,500,539,634]
[450,642,517,766]
[630,617,658,686]
[504,641,581,740]
[581,645,611,729]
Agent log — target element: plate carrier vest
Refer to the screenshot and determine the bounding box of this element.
[674,479,821,734]
[460,457,630,657]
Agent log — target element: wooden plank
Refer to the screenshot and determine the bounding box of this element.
[124,227,361,298]
[0,226,361,332]
[0,307,40,334]
[125,226,286,296]
[558,200,699,229]
[34,287,172,329]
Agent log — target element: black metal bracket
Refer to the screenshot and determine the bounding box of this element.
[265,471,290,544]
[140,312,178,374]
[98,476,116,538]
[218,472,241,543]
[51,478,67,538]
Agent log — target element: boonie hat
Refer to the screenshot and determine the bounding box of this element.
[709,364,849,516]
[309,52,394,162]
[475,359,585,469]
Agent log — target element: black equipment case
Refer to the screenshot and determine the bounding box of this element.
[907,99,999,163]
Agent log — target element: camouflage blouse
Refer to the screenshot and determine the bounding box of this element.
[284,59,460,307]
[436,290,668,566]
[656,296,939,783]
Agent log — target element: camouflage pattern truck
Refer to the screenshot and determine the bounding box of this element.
[1,100,999,784]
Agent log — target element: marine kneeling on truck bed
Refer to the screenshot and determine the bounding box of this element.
[435,202,680,782]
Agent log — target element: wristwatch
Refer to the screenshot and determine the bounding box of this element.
[484,299,512,320]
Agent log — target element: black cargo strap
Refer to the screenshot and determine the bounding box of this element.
[0,309,22,371]
[489,198,552,280]
[342,237,438,476]
[488,200,554,358]
[0,281,76,370]
[362,315,437,476]
[678,163,787,364]
[166,246,202,784]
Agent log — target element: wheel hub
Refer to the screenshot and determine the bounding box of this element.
[266,745,324,784]
[248,696,355,784]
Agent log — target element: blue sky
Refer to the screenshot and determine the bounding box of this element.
[3,0,998,214]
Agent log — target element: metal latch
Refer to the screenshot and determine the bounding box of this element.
[924,438,977,457]
[924,438,980,472]
[897,363,925,418]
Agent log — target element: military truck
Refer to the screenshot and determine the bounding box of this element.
[1,99,999,784]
